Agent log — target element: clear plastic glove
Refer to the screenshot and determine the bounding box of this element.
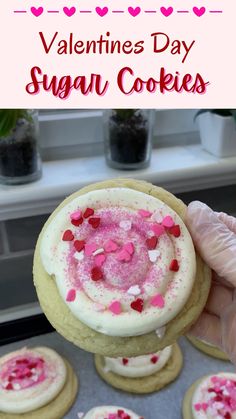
[186,201,236,365]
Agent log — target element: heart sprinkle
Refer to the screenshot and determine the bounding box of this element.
[93,303,106,312]
[71,218,83,227]
[95,254,106,267]
[122,358,129,365]
[169,225,181,237]
[66,289,76,302]
[62,230,74,241]
[148,249,161,263]
[123,242,134,255]
[74,240,85,252]
[146,236,158,250]
[117,249,131,262]
[70,210,82,221]
[162,215,175,228]
[119,220,132,231]
[74,250,84,261]
[152,224,165,237]
[138,209,152,218]
[83,208,94,218]
[127,285,141,296]
[91,267,103,281]
[104,239,118,253]
[85,243,97,256]
[150,294,165,308]
[108,300,122,315]
[88,217,100,229]
[5,383,13,390]
[169,259,179,272]
[151,355,159,364]
[155,326,166,339]
[130,298,144,313]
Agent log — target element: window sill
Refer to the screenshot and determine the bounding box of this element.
[1,144,236,220]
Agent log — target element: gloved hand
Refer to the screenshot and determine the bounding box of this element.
[186,201,236,365]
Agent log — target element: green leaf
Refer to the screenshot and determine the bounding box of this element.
[0,110,30,138]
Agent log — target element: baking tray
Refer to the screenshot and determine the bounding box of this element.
[0,332,234,418]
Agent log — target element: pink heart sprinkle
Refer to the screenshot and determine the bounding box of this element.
[95,254,106,267]
[66,289,76,302]
[85,243,97,256]
[109,301,122,315]
[138,209,152,218]
[93,303,105,312]
[104,239,118,253]
[95,6,108,17]
[160,6,173,17]
[193,6,206,17]
[70,210,82,221]
[150,294,165,308]
[117,249,131,262]
[123,242,134,255]
[128,6,141,17]
[63,6,76,17]
[31,6,44,17]
[162,215,175,228]
[152,224,165,237]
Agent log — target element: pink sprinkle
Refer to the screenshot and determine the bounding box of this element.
[104,239,118,253]
[138,209,152,218]
[162,215,175,228]
[109,301,122,315]
[93,303,106,312]
[84,243,97,256]
[194,403,202,412]
[211,376,220,384]
[150,294,165,308]
[152,224,165,237]
[108,415,117,419]
[123,242,134,255]
[66,289,76,302]
[117,249,131,262]
[201,403,208,412]
[70,210,82,220]
[95,254,106,267]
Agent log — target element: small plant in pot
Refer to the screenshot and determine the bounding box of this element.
[195,109,236,158]
[0,110,42,185]
[104,109,154,169]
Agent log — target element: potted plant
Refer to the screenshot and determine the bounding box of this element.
[195,109,236,158]
[0,110,42,185]
[103,109,154,169]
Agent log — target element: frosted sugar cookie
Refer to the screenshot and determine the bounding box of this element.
[33,178,211,357]
[82,406,143,419]
[0,346,78,418]
[94,342,182,393]
[187,335,229,361]
[182,372,236,419]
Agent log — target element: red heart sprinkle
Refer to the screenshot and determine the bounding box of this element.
[91,267,103,281]
[130,298,144,313]
[122,358,129,365]
[62,229,74,241]
[146,236,158,250]
[26,371,32,378]
[28,362,37,369]
[6,383,13,390]
[169,225,181,237]
[71,217,83,227]
[118,410,124,418]
[8,376,14,382]
[169,259,179,272]
[74,240,85,252]
[88,217,100,229]
[83,208,94,218]
[151,355,159,364]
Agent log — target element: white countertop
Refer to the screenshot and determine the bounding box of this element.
[1,144,236,220]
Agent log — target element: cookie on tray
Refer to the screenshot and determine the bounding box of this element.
[94,342,182,394]
[0,346,78,419]
[33,178,211,357]
[81,406,143,419]
[187,335,229,361]
[182,372,236,419]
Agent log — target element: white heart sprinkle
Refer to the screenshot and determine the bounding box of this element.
[32,375,38,382]
[127,285,141,296]
[103,366,111,373]
[74,250,84,261]
[13,383,21,390]
[155,326,166,339]
[148,250,160,263]
[93,248,104,256]
[119,220,132,231]
[153,212,163,223]
[93,303,106,312]
[77,413,84,419]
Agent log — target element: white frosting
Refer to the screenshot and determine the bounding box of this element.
[83,405,141,419]
[191,372,236,419]
[104,345,172,378]
[41,187,196,337]
[0,347,66,414]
